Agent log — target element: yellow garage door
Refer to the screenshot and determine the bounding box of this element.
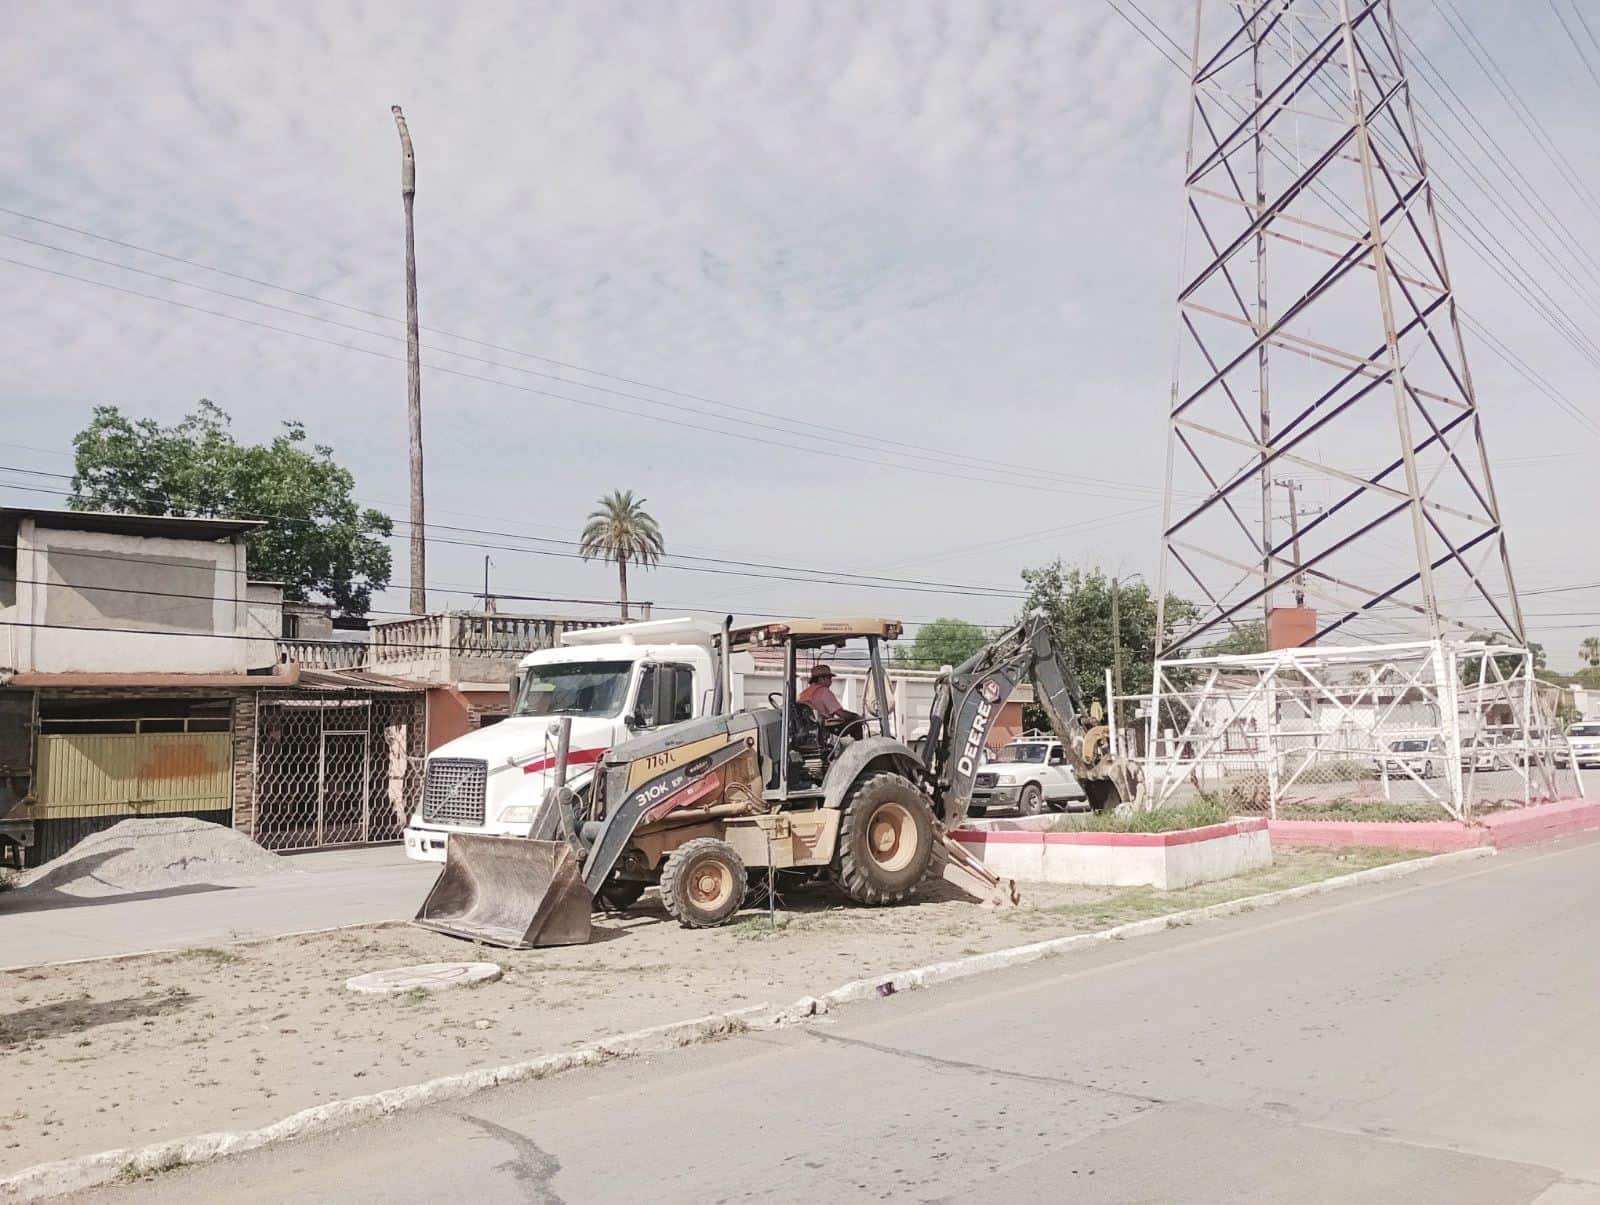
[36,732,232,822]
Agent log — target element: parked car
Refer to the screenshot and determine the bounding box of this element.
[1458,737,1499,772]
[1374,737,1443,780]
[970,737,1087,816]
[1561,722,1600,770]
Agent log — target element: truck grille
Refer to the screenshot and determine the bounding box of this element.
[422,758,487,826]
[974,772,997,789]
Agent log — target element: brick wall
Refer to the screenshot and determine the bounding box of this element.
[231,690,257,838]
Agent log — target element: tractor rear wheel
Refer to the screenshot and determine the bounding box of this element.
[836,773,936,906]
[660,838,747,929]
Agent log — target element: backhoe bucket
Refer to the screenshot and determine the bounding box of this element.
[414,833,593,948]
[931,830,1020,908]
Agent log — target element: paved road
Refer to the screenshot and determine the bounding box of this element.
[0,845,435,967]
[75,836,1600,1204]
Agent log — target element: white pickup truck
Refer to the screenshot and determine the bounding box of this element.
[404,617,720,862]
[969,736,1086,816]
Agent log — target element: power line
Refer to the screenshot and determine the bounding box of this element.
[1544,0,1600,95]
[0,206,1167,500]
[1110,0,1600,439]
[0,467,1037,598]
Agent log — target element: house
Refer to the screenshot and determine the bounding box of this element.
[0,507,424,865]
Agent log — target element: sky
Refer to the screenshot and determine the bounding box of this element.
[4,1,1597,666]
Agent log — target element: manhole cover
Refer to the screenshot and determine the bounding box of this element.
[345,962,502,994]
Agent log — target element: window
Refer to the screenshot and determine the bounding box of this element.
[1000,743,1049,763]
[512,661,633,719]
[633,664,696,728]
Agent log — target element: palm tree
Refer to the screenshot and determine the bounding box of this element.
[1583,636,1600,668]
[579,490,664,620]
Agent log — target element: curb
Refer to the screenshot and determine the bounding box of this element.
[0,846,1492,1201]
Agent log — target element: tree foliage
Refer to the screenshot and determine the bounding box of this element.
[1204,620,1268,656]
[1582,636,1600,668]
[892,617,988,670]
[70,401,393,613]
[578,489,664,620]
[1018,561,1200,710]
[1457,631,1546,687]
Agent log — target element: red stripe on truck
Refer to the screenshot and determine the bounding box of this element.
[520,747,607,775]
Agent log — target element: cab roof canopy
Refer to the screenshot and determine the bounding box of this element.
[731,617,903,650]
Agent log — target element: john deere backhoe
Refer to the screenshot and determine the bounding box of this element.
[415,613,1133,947]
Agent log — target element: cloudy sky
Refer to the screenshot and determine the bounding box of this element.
[4,1,1597,664]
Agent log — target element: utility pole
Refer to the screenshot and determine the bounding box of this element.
[483,556,492,614]
[1110,576,1125,702]
[1274,479,1308,608]
[392,105,426,615]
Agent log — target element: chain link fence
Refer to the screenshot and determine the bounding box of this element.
[254,691,424,850]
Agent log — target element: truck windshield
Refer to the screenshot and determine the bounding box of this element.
[513,661,633,719]
[1001,743,1049,763]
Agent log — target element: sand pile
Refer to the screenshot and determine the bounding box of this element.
[15,817,298,898]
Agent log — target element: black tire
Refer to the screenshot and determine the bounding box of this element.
[1084,778,1121,812]
[660,838,747,929]
[836,772,936,906]
[595,879,646,913]
[1017,782,1045,817]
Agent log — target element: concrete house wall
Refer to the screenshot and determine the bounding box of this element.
[1,515,272,674]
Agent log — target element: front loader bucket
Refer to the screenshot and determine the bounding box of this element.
[414,833,593,948]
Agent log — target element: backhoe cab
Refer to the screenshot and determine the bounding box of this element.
[416,612,1129,947]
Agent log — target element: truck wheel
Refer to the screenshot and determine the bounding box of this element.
[836,773,936,906]
[660,838,747,929]
[595,879,646,913]
[1017,782,1045,816]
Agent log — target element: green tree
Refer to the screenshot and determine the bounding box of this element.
[1458,632,1546,686]
[578,489,664,619]
[70,401,392,613]
[1581,636,1600,667]
[1205,620,1268,656]
[1017,561,1199,714]
[892,617,988,670]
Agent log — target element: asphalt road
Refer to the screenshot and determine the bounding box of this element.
[77,835,1600,1204]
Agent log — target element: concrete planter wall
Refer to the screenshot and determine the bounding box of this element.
[950,816,1272,890]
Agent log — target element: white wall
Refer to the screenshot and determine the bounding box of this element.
[4,519,257,674]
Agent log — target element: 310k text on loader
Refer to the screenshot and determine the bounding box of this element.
[415,613,1134,947]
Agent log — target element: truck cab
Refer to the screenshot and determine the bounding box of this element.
[970,735,1086,816]
[404,617,719,862]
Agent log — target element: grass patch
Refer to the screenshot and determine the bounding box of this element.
[184,947,242,966]
[1046,797,1236,834]
[1276,799,1451,823]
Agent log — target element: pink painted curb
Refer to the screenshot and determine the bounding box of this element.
[1268,797,1599,853]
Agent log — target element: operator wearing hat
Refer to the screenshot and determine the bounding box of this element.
[798,663,847,721]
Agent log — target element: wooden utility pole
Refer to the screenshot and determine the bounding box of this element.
[1274,479,1309,607]
[392,105,426,615]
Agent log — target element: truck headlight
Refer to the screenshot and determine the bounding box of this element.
[994,773,1015,786]
[498,805,536,824]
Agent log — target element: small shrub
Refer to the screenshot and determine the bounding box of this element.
[1048,797,1235,834]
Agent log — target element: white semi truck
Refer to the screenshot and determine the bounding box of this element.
[405,617,723,862]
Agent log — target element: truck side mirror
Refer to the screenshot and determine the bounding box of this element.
[508,670,525,711]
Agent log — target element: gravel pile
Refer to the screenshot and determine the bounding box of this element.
[15,817,297,898]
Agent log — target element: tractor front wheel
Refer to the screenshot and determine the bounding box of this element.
[836,773,936,906]
[661,838,747,929]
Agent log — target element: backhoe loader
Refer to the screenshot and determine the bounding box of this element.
[414,613,1133,947]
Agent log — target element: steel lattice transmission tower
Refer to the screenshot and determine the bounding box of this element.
[1155,0,1528,655]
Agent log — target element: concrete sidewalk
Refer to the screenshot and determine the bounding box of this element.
[0,845,437,968]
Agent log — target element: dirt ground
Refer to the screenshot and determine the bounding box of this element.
[0,846,1418,1177]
